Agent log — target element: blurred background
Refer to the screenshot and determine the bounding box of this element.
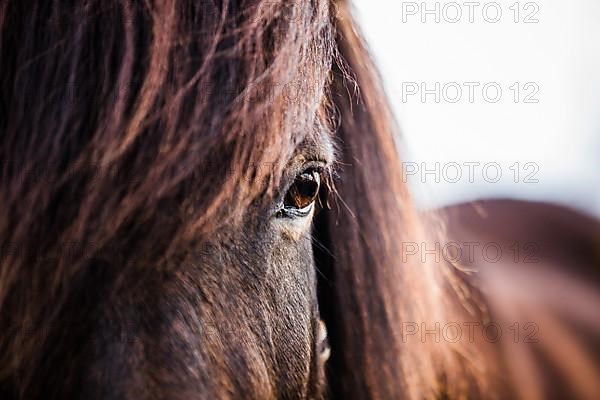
[353,0,600,217]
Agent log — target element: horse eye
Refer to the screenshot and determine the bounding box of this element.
[283,170,321,214]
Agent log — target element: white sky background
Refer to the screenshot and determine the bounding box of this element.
[353,0,600,217]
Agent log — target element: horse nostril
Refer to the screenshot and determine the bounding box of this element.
[317,319,330,363]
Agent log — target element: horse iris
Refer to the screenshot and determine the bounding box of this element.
[284,170,321,211]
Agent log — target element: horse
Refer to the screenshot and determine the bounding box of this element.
[1,0,599,399]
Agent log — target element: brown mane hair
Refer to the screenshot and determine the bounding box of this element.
[1,0,599,399]
[321,4,600,398]
[317,2,492,397]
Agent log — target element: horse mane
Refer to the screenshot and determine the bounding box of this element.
[317,2,491,397]
[324,1,600,399]
[318,1,600,398]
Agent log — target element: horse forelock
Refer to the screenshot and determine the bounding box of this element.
[0,0,334,392]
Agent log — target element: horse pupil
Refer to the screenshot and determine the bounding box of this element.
[285,172,320,209]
